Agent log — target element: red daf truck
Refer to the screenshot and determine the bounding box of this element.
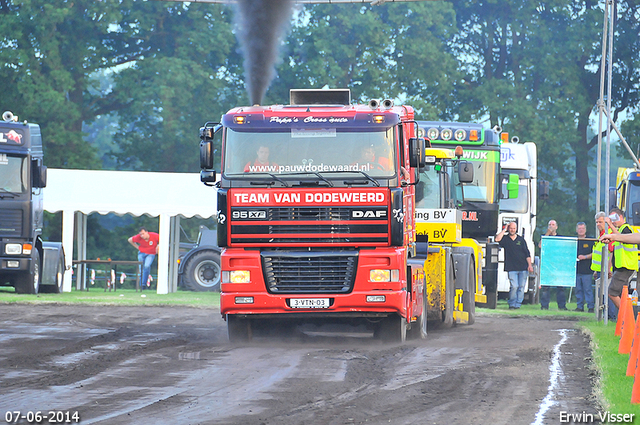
[199,89,431,342]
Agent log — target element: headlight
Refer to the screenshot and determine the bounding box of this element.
[222,270,251,283]
[5,244,22,255]
[369,269,400,282]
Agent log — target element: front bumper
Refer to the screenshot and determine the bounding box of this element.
[220,289,407,318]
[0,256,31,273]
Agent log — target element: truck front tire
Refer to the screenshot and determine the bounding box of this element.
[227,314,252,343]
[14,248,41,294]
[462,264,476,325]
[407,285,428,340]
[182,250,221,292]
[375,314,407,343]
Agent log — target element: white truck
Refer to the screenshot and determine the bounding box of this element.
[497,139,540,304]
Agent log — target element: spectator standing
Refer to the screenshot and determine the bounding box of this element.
[540,220,568,310]
[128,227,159,290]
[496,222,534,309]
[575,222,595,313]
[605,208,638,310]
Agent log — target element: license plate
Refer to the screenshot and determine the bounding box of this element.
[289,298,330,309]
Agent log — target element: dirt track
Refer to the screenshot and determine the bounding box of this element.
[0,304,600,425]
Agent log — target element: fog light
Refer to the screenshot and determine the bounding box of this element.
[235,296,254,304]
[7,260,19,268]
[5,244,21,255]
[223,270,251,283]
[366,295,386,302]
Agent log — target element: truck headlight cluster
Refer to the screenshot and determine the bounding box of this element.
[222,270,251,283]
[369,269,400,282]
[5,243,28,255]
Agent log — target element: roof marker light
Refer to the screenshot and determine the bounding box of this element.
[234,116,246,124]
[372,115,385,124]
[427,128,439,139]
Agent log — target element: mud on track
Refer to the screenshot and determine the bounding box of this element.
[0,305,599,425]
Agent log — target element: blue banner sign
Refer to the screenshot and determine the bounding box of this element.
[540,236,578,288]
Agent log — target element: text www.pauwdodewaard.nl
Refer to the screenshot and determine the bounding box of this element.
[248,163,372,173]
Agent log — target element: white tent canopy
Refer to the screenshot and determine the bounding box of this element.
[43,169,219,293]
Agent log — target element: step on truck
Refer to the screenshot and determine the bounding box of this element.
[0,111,65,294]
[199,89,470,342]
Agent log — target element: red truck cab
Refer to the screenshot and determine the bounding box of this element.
[199,89,427,342]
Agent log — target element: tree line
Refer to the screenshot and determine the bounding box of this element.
[2,0,640,243]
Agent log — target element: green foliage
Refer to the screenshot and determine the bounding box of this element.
[581,320,640,416]
[0,0,128,169]
[109,2,244,172]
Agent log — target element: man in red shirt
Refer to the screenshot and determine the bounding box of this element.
[128,227,159,290]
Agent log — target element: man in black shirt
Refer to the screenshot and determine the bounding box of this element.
[575,222,595,312]
[496,222,534,309]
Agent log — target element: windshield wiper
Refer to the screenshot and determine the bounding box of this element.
[339,170,380,187]
[0,188,20,198]
[286,172,334,187]
[247,173,290,187]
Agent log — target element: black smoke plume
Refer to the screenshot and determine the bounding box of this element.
[233,0,294,105]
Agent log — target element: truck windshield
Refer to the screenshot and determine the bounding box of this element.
[499,183,529,213]
[415,166,441,209]
[223,128,396,179]
[416,162,462,209]
[0,155,27,194]
[462,160,498,204]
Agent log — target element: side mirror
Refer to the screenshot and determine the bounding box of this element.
[32,161,47,188]
[458,160,474,183]
[408,137,425,168]
[200,170,217,186]
[631,202,640,226]
[608,187,618,212]
[538,179,549,200]
[200,140,214,170]
[507,173,519,199]
[199,122,221,170]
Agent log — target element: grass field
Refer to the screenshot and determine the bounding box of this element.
[479,300,640,419]
[0,286,220,308]
[2,287,638,417]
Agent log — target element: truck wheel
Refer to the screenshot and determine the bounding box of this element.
[14,248,41,294]
[375,314,407,343]
[485,290,497,309]
[408,286,428,340]
[441,264,455,328]
[227,315,252,343]
[39,255,65,294]
[527,279,537,305]
[182,250,221,292]
[462,265,476,325]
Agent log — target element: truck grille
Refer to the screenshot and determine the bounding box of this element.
[269,207,351,221]
[262,251,358,294]
[0,209,23,237]
[230,206,389,246]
